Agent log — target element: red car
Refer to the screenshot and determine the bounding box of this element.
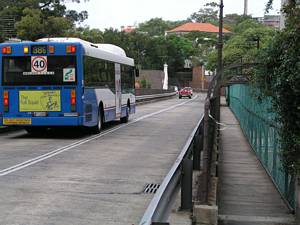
[179,87,193,99]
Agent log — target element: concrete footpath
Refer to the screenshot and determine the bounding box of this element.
[218,104,295,225]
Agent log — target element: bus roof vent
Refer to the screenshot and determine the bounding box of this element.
[36,37,90,45]
[95,44,127,57]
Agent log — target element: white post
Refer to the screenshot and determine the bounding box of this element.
[163,63,168,90]
[280,0,287,30]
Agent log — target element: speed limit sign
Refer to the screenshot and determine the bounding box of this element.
[31,56,47,73]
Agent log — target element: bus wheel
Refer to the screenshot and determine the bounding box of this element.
[92,108,103,134]
[120,106,129,123]
[25,127,47,135]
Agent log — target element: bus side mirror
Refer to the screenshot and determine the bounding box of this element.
[135,68,140,77]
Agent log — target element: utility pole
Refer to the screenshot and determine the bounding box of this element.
[244,0,248,16]
[215,0,224,115]
[200,0,224,204]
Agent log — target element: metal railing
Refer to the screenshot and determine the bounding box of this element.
[139,115,204,225]
[227,84,296,210]
[136,92,176,103]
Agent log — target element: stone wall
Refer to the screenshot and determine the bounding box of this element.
[136,70,164,89]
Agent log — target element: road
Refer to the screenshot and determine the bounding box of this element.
[0,94,205,225]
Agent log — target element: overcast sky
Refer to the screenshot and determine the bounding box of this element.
[65,0,281,30]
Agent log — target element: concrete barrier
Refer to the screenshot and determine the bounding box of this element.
[193,205,218,225]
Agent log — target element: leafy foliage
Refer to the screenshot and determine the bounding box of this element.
[254,1,300,174]
[137,18,185,36]
[188,2,219,24]
[223,13,252,31]
[68,27,103,43]
[0,0,88,41]
[139,76,151,89]
[90,28,195,75]
[206,18,275,78]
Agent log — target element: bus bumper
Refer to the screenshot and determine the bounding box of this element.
[1,116,84,127]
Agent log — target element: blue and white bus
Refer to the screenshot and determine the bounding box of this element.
[0,38,136,133]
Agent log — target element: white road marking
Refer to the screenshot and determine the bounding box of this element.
[0,96,198,177]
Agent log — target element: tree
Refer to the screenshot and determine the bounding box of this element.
[69,27,103,43]
[0,0,88,41]
[15,8,45,40]
[80,26,195,76]
[206,19,275,78]
[223,13,252,31]
[137,18,185,36]
[188,2,219,24]
[254,0,300,174]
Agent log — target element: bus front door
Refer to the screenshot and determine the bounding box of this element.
[115,64,121,120]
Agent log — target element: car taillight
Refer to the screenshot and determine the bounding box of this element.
[3,91,9,112]
[71,89,76,112]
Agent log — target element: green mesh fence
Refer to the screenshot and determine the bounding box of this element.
[226,84,295,209]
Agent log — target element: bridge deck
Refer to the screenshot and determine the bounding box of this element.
[0,96,204,225]
[218,104,295,225]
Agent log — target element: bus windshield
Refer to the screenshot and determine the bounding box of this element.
[2,56,77,86]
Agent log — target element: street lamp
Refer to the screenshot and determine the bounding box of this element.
[201,0,224,204]
[216,0,224,90]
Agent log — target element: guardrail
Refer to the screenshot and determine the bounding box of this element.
[227,84,296,209]
[139,115,204,225]
[136,92,176,103]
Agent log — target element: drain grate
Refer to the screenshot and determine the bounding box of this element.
[144,183,160,194]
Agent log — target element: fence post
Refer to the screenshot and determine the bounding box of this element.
[193,134,201,171]
[199,99,210,204]
[181,158,193,211]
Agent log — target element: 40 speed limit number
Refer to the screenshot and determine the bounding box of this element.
[31,56,47,73]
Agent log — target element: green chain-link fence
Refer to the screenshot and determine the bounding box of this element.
[226,84,295,210]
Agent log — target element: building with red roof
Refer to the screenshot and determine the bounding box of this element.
[121,26,136,33]
[167,22,230,35]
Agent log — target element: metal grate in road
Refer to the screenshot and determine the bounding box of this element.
[144,183,160,194]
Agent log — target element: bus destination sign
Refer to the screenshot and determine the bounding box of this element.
[31,45,47,55]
